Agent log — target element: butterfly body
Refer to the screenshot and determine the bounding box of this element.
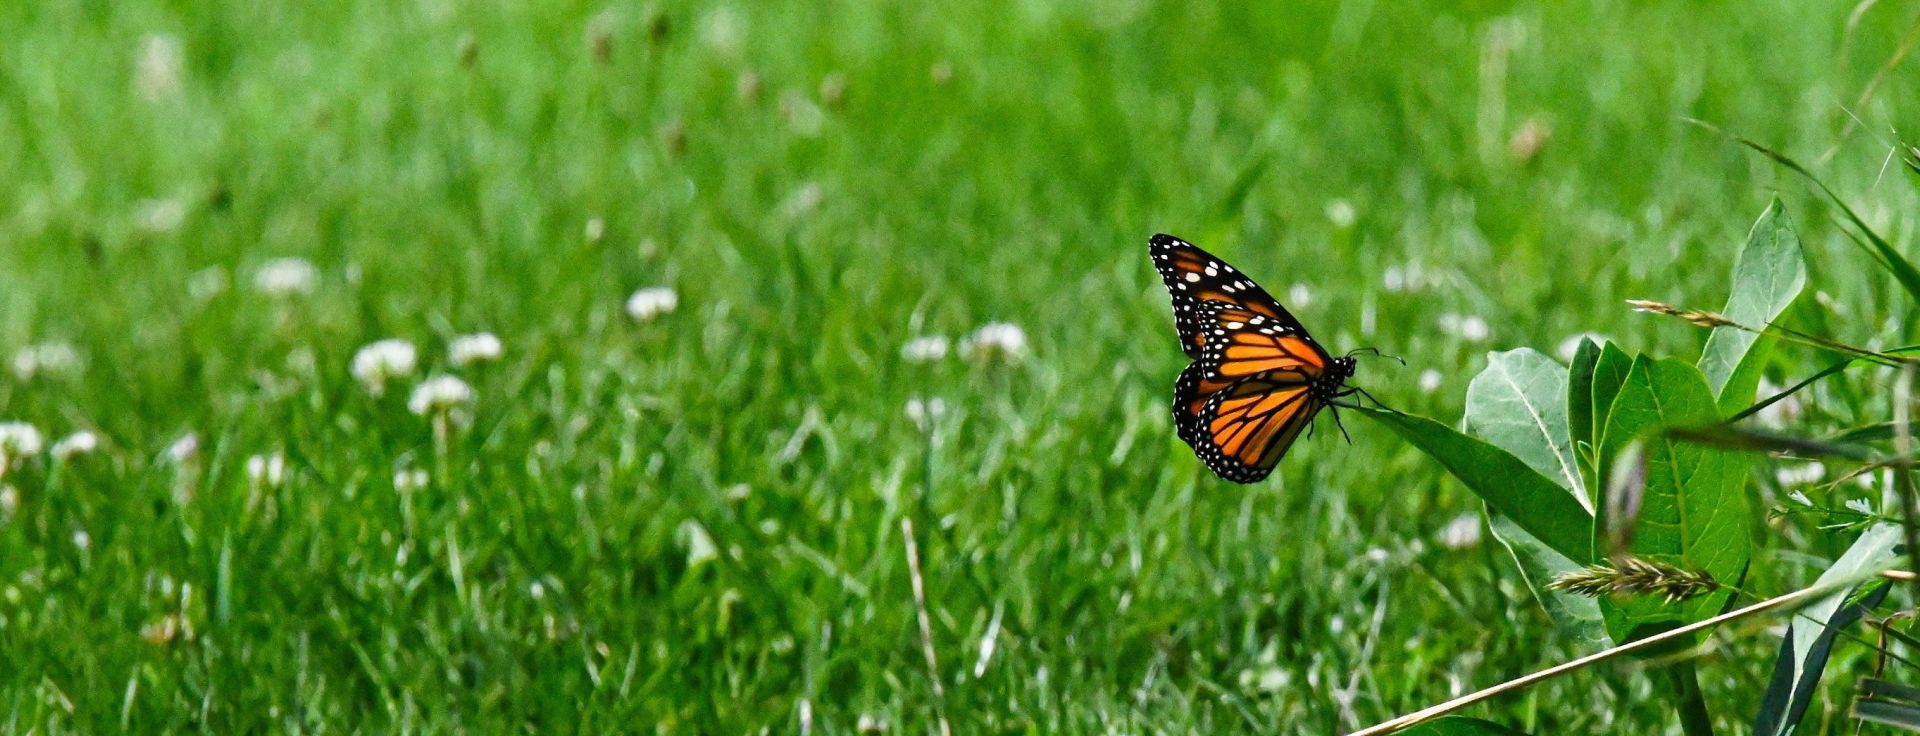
[1149,233,1355,483]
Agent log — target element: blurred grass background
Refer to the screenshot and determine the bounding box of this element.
[1,0,1917,732]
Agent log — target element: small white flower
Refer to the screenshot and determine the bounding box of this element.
[1774,463,1826,488]
[254,258,318,297]
[1555,333,1609,363]
[393,468,429,492]
[780,182,824,219]
[0,422,44,467]
[1418,369,1444,394]
[1438,512,1482,550]
[188,267,230,300]
[625,287,679,322]
[245,452,287,488]
[11,342,82,381]
[135,198,187,233]
[583,217,606,243]
[448,333,503,366]
[408,375,475,415]
[351,339,418,395]
[529,580,546,600]
[1287,283,1313,308]
[857,714,888,733]
[72,529,91,551]
[135,34,183,101]
[165,433,201,463]
[1383,262,1425,292]
[961,322,1027,361]
[52,431,101,460]
[1438,313,1490,342]
[1325,199,1357,228]
[905,397,948,431]
[679,519,719,567]
[900,335,949,363]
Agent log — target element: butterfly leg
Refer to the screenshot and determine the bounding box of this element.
[1328,404,1353,444]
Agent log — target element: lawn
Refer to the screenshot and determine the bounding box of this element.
[2,1,1918,732]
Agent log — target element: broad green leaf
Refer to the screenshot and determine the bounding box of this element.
[1700,199,1805,412]
[1396,715,1531,735]
[1589,342,1636,490]
[1754,523,1901,736]
[1595,356,1753,645]
[1464,349,1604,643]
[1355,406,1591,564]
[1466,349,1588,503]
[1488,511,1607,647]
[1568,337,1603,479]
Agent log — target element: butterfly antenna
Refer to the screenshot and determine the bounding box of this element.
[1346,347,1406,366]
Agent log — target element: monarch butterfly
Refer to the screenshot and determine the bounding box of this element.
[1150,233,1360,483]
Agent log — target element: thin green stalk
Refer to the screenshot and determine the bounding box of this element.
[1664,661,1713,736]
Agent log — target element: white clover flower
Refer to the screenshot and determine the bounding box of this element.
[529,580,546,600]
[188,267,229,301]
[135,34,183,101]
[0,422,44,467]
[245,452,287,488]
[72,529,91,551]
[1438,313,1490,342]
[905,397,947,431]
[164,433,200,463]
[52,431,101,460]
[961,322,1027,361]
[351,339,418,395]
[1325,199,1357,228]
[11,342,82,381]
[135,198,187,233]
[900,335,949,363]
[625,287,679,322]
[1438,512,1482,550]
[393,468,429,492]
[448,333,503,367]
[1383,262,1426,292]
[1555,333,1610,363]
[254,258,318,297]
[1287,283,1313,308]
[857,714,889,733]
[1418,369,1444,394]
[408,375,475,416]
[584,217,606,243]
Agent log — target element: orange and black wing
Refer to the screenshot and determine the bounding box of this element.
[1194,301,1328,383]
[1189,375,1324,483]
[1150,233,1319,360]
[1171,362,1235,452]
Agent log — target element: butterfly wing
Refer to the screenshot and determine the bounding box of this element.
[1171,362,1235,451]
[1190,375,1324,483]
[1150,233,1315,359]
[1195,301,1329,382]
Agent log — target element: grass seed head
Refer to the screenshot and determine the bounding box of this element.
[1549,556,1720,604]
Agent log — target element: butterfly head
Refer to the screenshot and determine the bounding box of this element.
[1310,356,1357,400]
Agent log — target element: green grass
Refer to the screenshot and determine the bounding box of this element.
[1,1,1918,732]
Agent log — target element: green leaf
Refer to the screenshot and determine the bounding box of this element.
[1589,341,1636,489]
[1396,715,1531,735]
[1355,405,1591,564]
[1488,511,1608,647]
[1466,349,1589,500]
[1710,127,1920,306]
[1595,356,1753,645]
[1700,199,1805,412]
[1754,523,1901,736]
[1568,337,1603,478]
[1464,349,1604,643]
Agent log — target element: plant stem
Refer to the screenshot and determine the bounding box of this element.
[1663,661,1713,736]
